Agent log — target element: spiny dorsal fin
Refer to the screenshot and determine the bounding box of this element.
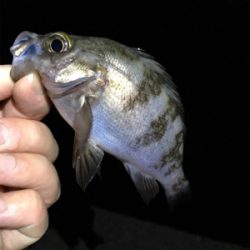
[132,47,155,60]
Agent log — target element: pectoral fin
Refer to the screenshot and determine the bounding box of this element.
[74,140,104,190]
[124,163,159,204]
[72,96,104,189]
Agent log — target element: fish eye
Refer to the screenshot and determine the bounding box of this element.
[46,33,72,53]
[50,38,64,53]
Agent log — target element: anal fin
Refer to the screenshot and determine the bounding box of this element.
[124,163,159,204]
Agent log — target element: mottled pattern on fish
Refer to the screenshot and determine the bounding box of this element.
[10,31,190,209]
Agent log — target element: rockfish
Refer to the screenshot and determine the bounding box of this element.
[10,31,190,209]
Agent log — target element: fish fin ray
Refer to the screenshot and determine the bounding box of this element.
[124,163,159,204]
[72,96,104,189]
[74,140,104,190]
[132,47,155,59]
[73,95,92,142]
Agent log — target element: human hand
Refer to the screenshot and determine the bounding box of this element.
[0,65,60,250]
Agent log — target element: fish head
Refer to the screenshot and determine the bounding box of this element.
[10,31,99,96]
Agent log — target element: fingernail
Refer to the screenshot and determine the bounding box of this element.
[31,73,45,95]
[0,124,9,145]
[0,154,16,172]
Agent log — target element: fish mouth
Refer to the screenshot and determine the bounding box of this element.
[10,38,32,58]
[46,76,96,98]
[10,60,35,82]
[10,31,39,81]
[10,31,38,58]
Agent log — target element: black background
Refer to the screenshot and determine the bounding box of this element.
[0,0,249,249]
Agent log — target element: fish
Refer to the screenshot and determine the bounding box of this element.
[10,31,190,209]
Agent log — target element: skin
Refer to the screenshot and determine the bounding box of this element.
[0,65,60,250]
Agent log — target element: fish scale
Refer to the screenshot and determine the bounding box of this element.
[10,31,190,209]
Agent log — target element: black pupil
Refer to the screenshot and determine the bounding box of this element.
[50,38,64,52]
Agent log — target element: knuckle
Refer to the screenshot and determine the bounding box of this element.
[45,182,61,207]
[49,140,59,163]
[28,121,45,145]
[37,123,59,162]
[18,189,49,241]
[31,155,61,207]
[44,165,61,207]
[25,189,46,222]
[26,189,41,206]
[0,118,58,163]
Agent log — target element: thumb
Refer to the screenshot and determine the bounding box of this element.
[3,71,51,120]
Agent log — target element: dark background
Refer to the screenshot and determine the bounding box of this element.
[0,0,249,249]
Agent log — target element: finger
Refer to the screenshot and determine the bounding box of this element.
[0,153,60,207]
[0,118,58,162]
[0,189,48,250]
[0,65,14,100]
[2,72,51,120]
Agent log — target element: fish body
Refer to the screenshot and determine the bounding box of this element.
[10,31,190,208]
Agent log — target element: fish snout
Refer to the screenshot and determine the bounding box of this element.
[10,31,38,57]
[10,32,39,81]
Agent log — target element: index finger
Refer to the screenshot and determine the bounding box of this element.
[2,65,51,120]
[0,65,14,100]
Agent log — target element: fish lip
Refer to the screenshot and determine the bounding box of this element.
[46,76,97,98]
[10,40,33,57]
[10,65,28,82]
[10,58,34,82]
[10,31,38,57]
[10,31,39,81]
